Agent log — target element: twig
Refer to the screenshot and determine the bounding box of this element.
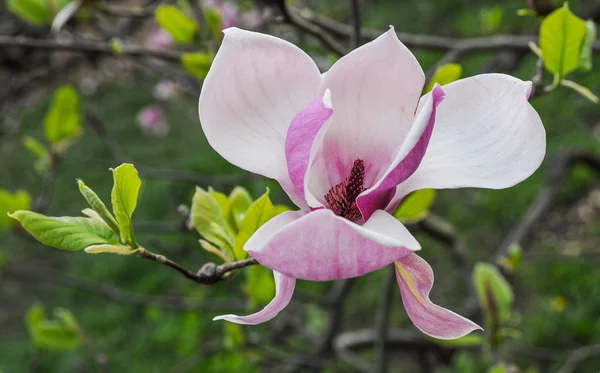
[136,248,257,285]
[276,1,347,56]
[0,35,182,62]
[375,266,396,373]
[349,0,361,49]
[3,266,247,311]
[556,344,600,373]
[32,150,62,214]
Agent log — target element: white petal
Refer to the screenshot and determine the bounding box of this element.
[199,28,322,207]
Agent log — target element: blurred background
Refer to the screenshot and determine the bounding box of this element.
[1,0,600,372]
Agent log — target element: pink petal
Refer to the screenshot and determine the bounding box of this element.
[213,271,295,325]
[387,74,546,211]
[395,254,482,339]
[357,85,445,220]
[246,209,419,281]
[285,91,333,196]
[199,28,322,208]
[306,27,425,206]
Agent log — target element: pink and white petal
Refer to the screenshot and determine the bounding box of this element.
[357,85,445,220]
[306,28,425,205]
[395,254,482,339]
[213,271,295,325]
[199,28,322,208]
[285,90,333,196]
[389,74,546,209]
[246,209,420,281]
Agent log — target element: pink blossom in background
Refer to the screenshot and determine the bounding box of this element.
[198,28,546,339]
[137,105,169,138]
[204,0,239,29]
[146,27,175,50]
[153,80,178,101]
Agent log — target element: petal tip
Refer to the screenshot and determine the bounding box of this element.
[323,89,333,109]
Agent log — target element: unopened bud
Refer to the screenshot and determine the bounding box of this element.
[528,0,556,16]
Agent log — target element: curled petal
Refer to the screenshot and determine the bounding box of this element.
[285,91,333,196]
[388,74,546,210]
[307,27,425,205]
[247,209,419,281]
[213,271,295,325]
[395,254,482,339]
[357,85,445,220]
[199,28,322,208]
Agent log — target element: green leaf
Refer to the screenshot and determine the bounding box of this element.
[488,363,507,373]
[430,334,485,348]
[25,304,80,351]
[473,262,514,325]
[224,322,244,350]
[204,6,223,40]
[181,52,214,79]
[0,189,32,230]
[228,186,253,232]
[209,187,231,217]
[155,5,198,44]
[190,187,235,255]
[393,189,436,223]
[540,4,588,77]
[7,0,51,25]
[110,163,141,246]
[245,265,276,307]
[44,85,82,145]
[480,6,504,34]
[579,20,596,71]
[9,210,120,251]
[84,244,135,255]
[560,79,599,103]
[78,180,120,234]
[425,64,462,93]
[23,136,50,174]
[110,38,124,54]
[233,189,276,260]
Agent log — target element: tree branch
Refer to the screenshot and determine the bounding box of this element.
[556,344,600,373]
[375,266,396,373]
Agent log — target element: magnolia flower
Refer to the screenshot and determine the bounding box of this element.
[198,28,545,339]
[136,105,169,138]
[146,27,175,50]
[153,80,178,101]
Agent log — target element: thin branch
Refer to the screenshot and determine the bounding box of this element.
[556,344,600,373]
[3,266,247,311]
[276,1,347,56]
[375,266,396,373]
[0,35,182,62]
[136,248,258,285]
[32,151,62,214]
[349,0,362,49]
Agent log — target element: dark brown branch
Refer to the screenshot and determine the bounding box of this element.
[3,266,247,311]
[557,344,600,373]
[276,1,347,56]
[0,35,182,62]
[349,0,362,49]
[136,248,258,285]
[32,150,62,214]
[375,266,396,373]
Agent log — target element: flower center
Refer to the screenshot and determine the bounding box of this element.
[324,158,365,221]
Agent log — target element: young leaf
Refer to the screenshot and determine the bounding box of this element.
[244,265,276,307]
[190,187,236,255]
[228,186,253,231]
[84,244,135,255]
[224,322,244,350]
[44,85,82,144]
[488,363,507,373]
[155,5,198,44]
[480,6,504,34]
[393,189,436,223]
[9,211,120,251]
[22,136,50,174]
[0,189,32,230]
[233,189,276,260]
[209,187,231,217]
[26,303,45,332]
[7,0,51,25]
[78,180,120,234]
[25,304,81,351]
[204,6,223,40]
[560,79,599,103]
[540,4,588,77]
[181,52,214,79]
[579,20,597,71]
[473,262,514,325]
[110,164,141,247]
[425,64,462,93]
